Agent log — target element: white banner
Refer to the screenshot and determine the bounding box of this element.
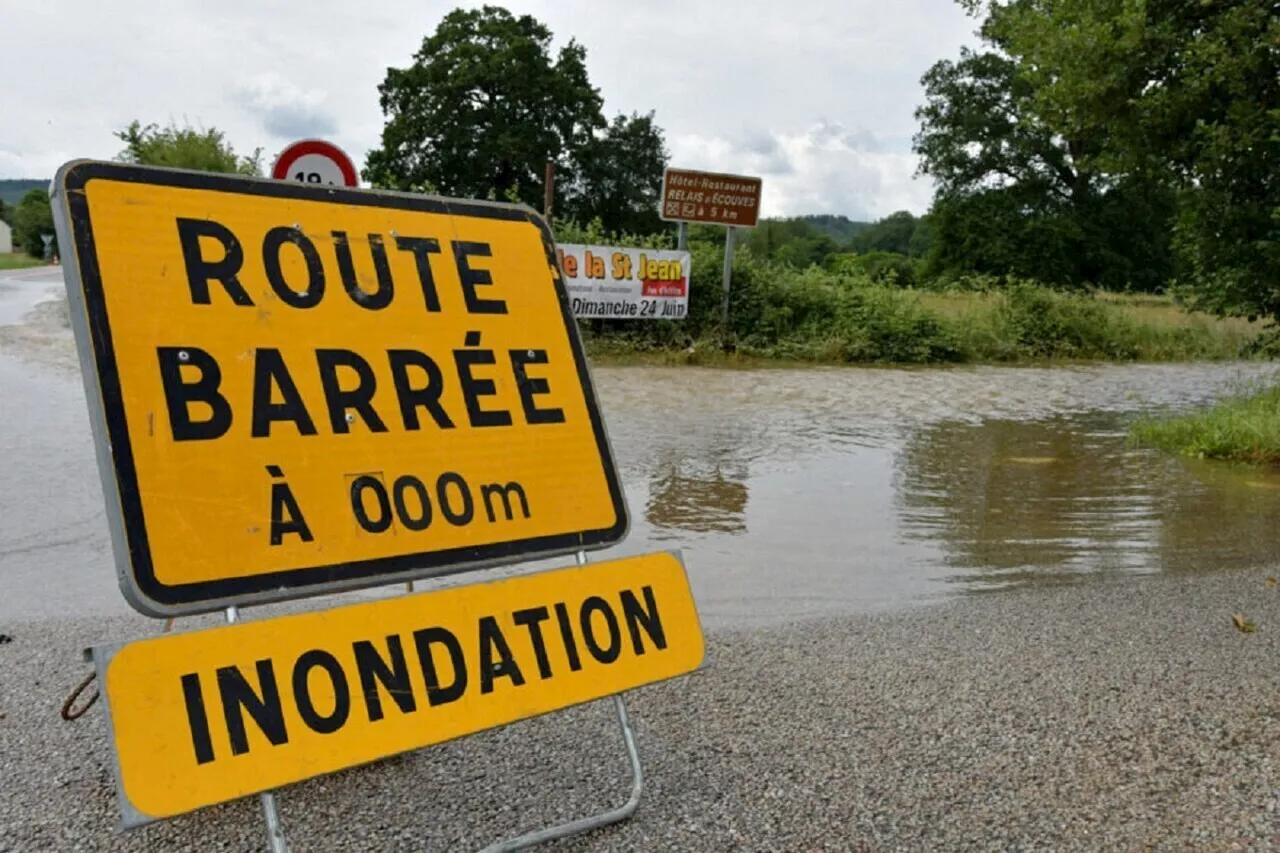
[556,243,690,320]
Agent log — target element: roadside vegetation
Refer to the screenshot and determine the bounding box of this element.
[0,253,46,271]
[1130,381,1280,467]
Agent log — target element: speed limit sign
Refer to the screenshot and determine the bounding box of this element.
[271,139,359,187]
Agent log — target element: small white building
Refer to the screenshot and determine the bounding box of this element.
[0,220,12,254]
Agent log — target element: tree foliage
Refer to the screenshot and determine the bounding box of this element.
[0,199,9,227]
[11,189,54,258]
[850,211,930,257]
[742,218,840,267]
[913,41,1174,291]
[365,5,668,235]
[983,0,1280,318]
[922,0,1279,315]
[114,120,263,175]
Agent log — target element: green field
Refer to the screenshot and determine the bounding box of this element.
[0,253,45,271]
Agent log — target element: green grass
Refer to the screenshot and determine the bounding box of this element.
[1130,380,1280,466]
[0,253,46,271]
[585,281,1267,367]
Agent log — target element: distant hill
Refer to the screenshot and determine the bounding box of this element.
[0,179,49,206]
[796,214,873,245]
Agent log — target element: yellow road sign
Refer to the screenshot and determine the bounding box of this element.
[93,551,703,827]
[50,161,628,616]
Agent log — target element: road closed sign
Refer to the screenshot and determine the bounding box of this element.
[92,551,704,827]
[50,160,628,617]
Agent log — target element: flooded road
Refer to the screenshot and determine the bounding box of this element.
[593,363,1280,624]
[1,270,1278,627]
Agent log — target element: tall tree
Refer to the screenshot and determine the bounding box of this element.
[365,6,669,234]
[0,199,10,227]
[365,6,603,210]
[851,211,922,256]
[981,0,1280,319]
[11,189,54,258]
[562,111,669,236]
[115,120,263,175]
[913,42,1176,290]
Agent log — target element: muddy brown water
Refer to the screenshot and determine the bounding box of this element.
[1,277,1278,628]
[591,362,1280,626]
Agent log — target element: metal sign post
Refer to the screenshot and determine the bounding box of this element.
[721,226,736,338]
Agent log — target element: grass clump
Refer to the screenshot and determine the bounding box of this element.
[0,253,45,271]
[1130,380,1280,465]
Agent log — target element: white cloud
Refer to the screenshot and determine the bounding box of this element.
[671,122,933,220]
[233,73,339,141]
[0,0,980,218]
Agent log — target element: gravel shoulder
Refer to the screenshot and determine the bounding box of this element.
[3,567,1279,852]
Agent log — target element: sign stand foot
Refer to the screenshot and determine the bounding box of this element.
[478,552,646,853]
[479,694,644,853]
[225,606,291,853]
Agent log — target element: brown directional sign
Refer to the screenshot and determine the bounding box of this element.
[659,168,762,228]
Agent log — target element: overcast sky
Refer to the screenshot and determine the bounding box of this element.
[1,0,979,221]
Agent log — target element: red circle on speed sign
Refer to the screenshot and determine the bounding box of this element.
[271,139,359,188]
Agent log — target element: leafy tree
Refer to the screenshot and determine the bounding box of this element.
[913,27,1176,291]
[744,218,840,267]
[0,199,10,227]
[562,111,669,236]
[366,6,601,210]
[12,189,54,258]
[977,0,1280,319]
[114,120,262,175]
[851,211,922,256]
[365,6,668,235]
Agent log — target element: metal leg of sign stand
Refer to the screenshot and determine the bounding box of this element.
[224,606,291,853]
[478,552,645,853]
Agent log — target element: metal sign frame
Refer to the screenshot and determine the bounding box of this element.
[50,160,630,618]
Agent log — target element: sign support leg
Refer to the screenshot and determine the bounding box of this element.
[478,551,646,853]
[720,226,736,346]
[225,606,290,853]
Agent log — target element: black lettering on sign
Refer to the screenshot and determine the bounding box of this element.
[252,348,317,438]
[452,241,507,314]
[387,350,454,430]
[217,660,288,756]
[263,226,325,309]
[553,602,583,672]
[176,218,253,306]
[620,586,667,654]
[316,349,388,434]
[453,331,513,428]
[157,347,232,441]
[478,616,525,694]
[436,472,475,526]
[180,672,216,765]
[509,349,566,425]
[268,465,313,546]
[292,650,351,735]
[350,475,393,534]
[394,236,443,312]
[480,481,530,523]
[512,606,553,679]
[412,627,467,706]
[580,596,622,664]
[392,475,432,532]
[333,231,394,311]
[353,635,416,722]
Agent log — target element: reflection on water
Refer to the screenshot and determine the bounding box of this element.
[646,454,749,537]
[592,362,1280,626]
[896,415,1280,592]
